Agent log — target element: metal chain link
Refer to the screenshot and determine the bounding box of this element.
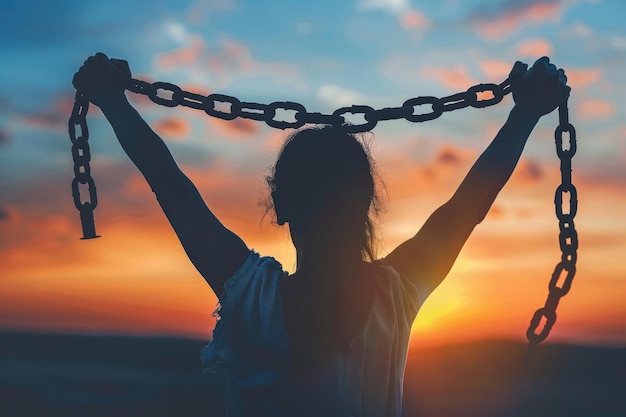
[66,72,519,240]
[125,72,521,133]
[69,67,523,239]
[68,91,99,239]
[525,101,578,362]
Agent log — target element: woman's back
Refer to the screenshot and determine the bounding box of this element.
[201,252,421,417]
[281,261,377,376]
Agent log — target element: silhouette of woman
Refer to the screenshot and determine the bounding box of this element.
[73,54,570,417]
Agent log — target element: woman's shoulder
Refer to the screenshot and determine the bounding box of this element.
[371,257,410,284]
[227,250,285,279]
[370,258,421,318]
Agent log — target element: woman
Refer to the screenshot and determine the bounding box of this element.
[73,54,569,416]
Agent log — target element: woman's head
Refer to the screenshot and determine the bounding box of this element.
[267,126,384,261]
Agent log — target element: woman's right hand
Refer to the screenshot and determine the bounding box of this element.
[512,56,571,118]
[72,52,130,107]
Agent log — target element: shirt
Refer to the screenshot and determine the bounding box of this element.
[201,250,421,417]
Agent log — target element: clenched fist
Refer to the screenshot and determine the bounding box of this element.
[72,52,130,107]
[512,56,571,117]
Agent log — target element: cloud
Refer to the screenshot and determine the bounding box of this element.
[174,164,279,244]
[155,35,205,69]
[566,69,601,89]
[515,38,553,58]
[357,0,429,32]
[479,60,513,81]
[357,0,411,13]
[576,99,615,121]
[153,116,191,140]
[185,0,235,24]
[154,34,305,91]
[163,21,190,44]
[316,85,374,108]
[562,21,593,38]
[399,9,429,31]
[486,204,505,219]
[20,95,76,131]
[609,36,626,51]
[436,144,465,165]
[422,65,477,91]
[207,117,260,138]
[0,205,19,226]
[469,0,567,40]
[35,214,73,236]
[382,143,477,200]
[120,173,154,201]
[509,159,544,185]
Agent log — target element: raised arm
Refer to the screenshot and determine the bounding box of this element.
[384,57,570,300]
[73,53,249,295]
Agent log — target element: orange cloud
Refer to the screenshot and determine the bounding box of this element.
[399,10,429,31]
[422,66,477,91]
[153,35,303,91]
[153,116,191,140]
[566,69,601,89]
[381,143,477,201]
[576,99,615,121]
[515,38,553,58]
[436,144,466,165]
[207,116,260,138]
[261,129,291,153]
[0,205,20,230]
[509,159,544,185]
[19,95,77,131]
[472,1,565,40]
[154,35,206,68]
[485,204,505,219]
[120,172,155,200]
[525,1,564,20]
[479,59,513,81]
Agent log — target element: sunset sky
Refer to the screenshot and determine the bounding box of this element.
[1,0,625,348]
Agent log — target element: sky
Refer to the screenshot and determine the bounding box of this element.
[1,0,625,348]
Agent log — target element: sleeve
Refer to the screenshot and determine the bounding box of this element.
[374,259,421,323]
[200,250,291,385]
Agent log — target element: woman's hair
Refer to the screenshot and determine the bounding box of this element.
[266,126,386,261]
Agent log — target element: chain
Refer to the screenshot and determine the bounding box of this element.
[68,91,99,239]
[125,74,520,133]
[525,101,578,362]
